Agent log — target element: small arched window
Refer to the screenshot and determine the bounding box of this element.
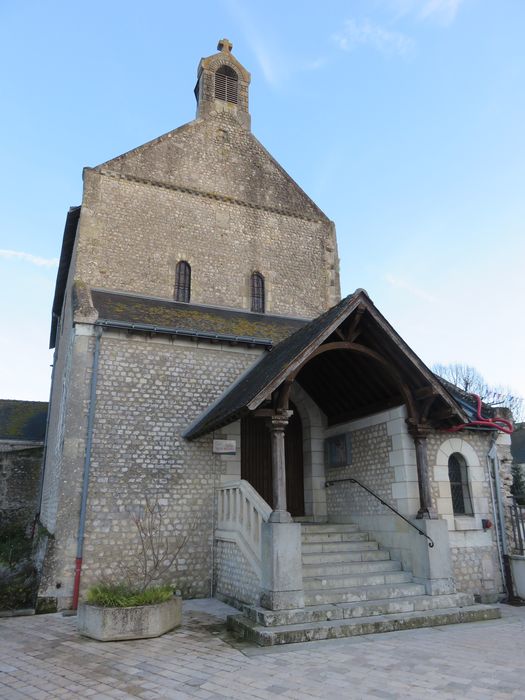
[448,453,473,515]
[175,261,191,303]
[251,272,265,313]
[215,65,238,104]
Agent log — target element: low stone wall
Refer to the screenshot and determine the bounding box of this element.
[215,539,259,606]
[0,444,43,529]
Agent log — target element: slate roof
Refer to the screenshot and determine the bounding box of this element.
[0,400,48,442]
[91,289,307,346]
[184,291,466,440]
[50,206,81,348]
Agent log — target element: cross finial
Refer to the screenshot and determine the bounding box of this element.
[217,38,233,53]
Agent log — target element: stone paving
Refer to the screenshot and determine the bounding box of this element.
[1,600,525,699]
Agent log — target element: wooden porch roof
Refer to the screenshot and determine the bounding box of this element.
[184,290,467,440]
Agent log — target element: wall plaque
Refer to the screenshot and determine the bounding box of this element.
[213,439,237,455]
[325,433,352,468]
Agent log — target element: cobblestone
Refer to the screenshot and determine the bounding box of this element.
[1,600,525,699]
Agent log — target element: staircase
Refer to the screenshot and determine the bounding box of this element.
[228,522,501,646]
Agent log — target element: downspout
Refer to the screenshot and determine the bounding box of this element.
[487,438,506,596]
[488,434,520,603]
[72,326,102,610]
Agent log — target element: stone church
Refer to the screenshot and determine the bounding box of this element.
[38,39,514,643]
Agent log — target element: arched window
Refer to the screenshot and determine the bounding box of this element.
[215,65,238,104]
[175,261,191,303]
[448,453,473,515]
[251,272,265,313]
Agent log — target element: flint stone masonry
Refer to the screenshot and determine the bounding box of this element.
[81,332,259,599]
[326,419,392,518]
[215,539,259,606]
[39,329,261,607]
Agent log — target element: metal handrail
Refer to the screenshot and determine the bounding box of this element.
[325,477,434,548]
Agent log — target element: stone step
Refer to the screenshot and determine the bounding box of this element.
[302,559,402,577]
[305,581,426,606]
[240,593,477,628]
[338,592,476,619]
[302,532,369,544]
[302,549,390,565]
[300,524,358,533]
[303,571,412,591]
[301,539,379,554]
[302,541,379,554]
[228,605,501,646]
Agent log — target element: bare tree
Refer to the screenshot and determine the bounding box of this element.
[116,498,192,592]
[432,363,523,422]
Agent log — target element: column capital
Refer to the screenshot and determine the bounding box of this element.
[269,410,293,431]
[406,421,431,441]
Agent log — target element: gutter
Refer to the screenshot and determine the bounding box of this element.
[72,326,102,610]
[96,319,273,348]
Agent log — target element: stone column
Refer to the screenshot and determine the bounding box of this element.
[268,411,293,524]
[260,409,304,610]
[409,425,437,519]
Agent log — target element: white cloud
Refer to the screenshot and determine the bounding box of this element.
[0,249,59,267]
[333,19,414,56]
[386,0,464,25]
[419,0,463,24]
[385,273,436,302]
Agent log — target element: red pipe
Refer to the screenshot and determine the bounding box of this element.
[446,394,514,434]
[72,557,83,610]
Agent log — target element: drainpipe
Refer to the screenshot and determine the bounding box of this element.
[72,326,102,610]
[488,435,519,602]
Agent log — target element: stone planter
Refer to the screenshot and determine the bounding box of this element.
[78,595,182,641]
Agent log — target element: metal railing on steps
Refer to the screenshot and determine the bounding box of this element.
[325,477,434,548]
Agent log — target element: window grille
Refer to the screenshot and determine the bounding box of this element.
[251,272,265,313]
[175,261,191,303]
[448,453,473,515]
[215,65,238,104]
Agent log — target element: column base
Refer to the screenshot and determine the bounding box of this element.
[260,589,304,611]
[269,510,293,523]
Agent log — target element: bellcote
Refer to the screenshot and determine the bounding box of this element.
[194,39,251,130]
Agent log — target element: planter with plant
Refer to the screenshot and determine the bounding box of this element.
[78,499,188,641]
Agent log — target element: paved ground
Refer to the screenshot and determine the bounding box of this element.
[1,600,524,700]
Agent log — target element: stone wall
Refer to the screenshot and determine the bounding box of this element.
[39,326,261,607]
[326,420,392,518]
[72,107,340,321]
[0,444,43,528]
[215,540,259,606]
[76,166,337,320]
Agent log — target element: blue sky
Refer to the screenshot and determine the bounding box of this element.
[1,0,524,404]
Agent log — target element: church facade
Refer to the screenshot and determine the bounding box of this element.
[38,40,514,641]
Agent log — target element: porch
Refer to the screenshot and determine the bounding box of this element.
[184,290,501,643]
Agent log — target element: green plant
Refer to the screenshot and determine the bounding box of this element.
[86,583,173,608]
[0,525,31,567]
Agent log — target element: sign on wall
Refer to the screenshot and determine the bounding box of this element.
[325,433,352,468]
[213,439,237,455]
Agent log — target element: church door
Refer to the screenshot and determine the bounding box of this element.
[240,404,305,517]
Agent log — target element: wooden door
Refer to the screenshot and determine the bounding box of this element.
[241,404,305,517]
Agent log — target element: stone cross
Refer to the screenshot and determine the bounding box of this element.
[217,38,233,53]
